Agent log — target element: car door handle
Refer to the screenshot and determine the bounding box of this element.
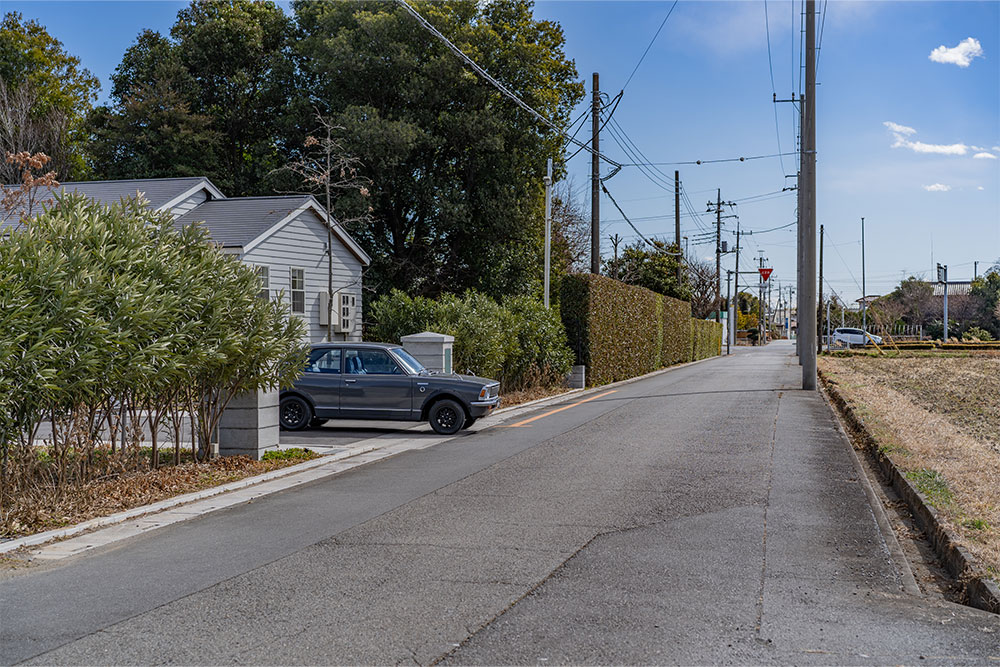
[345,379,357,383]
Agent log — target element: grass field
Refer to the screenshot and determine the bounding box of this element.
[819,352,1000,581]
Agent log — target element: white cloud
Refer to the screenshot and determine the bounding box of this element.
[884,121,969,155]
[923,183,951,192]
[929,37,984,67]
[883,121,916,135]
[974,152,997,159]
[979,186,986,191]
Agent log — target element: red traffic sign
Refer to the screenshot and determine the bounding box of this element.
[759,268,773,281]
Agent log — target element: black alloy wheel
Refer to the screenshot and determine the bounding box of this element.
[429,399,465,435]
[280,395,312,431]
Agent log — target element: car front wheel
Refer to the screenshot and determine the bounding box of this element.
[280,395,312,431]
[429,399,465,435]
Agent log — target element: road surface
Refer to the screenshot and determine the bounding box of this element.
[2,341,997,665]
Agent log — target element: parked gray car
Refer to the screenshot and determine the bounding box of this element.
[280,342,501,435]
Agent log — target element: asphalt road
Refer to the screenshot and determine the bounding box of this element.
[2,341,997,665]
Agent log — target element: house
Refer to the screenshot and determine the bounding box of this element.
[2,176,369,342]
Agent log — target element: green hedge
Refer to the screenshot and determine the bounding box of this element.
[560,274,699,385]
[367,290,573,390]
[691,319,723,361]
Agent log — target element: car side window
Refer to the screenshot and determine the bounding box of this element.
[307,348,341,374]
[344,349,403,375]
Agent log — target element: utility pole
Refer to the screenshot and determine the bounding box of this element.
[591,72,601,274]
[759,252,766,345]
[800,0,817,390]
[861,216,867,333]
[609,233,623,280]
[675,171,682,284]
[938,263,949,341]
[715,188,722,322]
[826,300,831,352]
[543,157,552,308]
[974,261,978,280]
[726,270,733,355]
[796,107,804,361]
[817,223,824,354]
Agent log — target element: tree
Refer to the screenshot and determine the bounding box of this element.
[0,12,99,181]
[686,257,716,319]
[87,1,295,195]
[85,30,218,180]
[293,0,584,299]
[603,240,689,301]
[970,269,1000,337]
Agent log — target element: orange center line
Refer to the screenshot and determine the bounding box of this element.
[501,390,618,428]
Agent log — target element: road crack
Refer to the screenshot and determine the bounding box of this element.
[754,390,782,641]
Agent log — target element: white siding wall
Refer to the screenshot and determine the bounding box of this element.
[240,209,363,343]
[169,189,211,218]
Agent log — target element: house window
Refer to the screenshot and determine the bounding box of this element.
[290,268,305,314]
[254,266,270,301]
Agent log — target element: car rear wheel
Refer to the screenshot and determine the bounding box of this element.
[280,395,312,431]
[429,399,465,435]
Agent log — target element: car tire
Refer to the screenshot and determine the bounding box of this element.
[309,418,328,429]
[429,399,465,435]
[462,417,477,430]
[280,395,312,431]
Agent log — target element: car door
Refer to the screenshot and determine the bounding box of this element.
[294,347,342,418]
[340,348,414,420]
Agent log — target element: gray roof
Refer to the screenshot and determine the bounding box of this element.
[9,177,209,210]
[174,195,312,248]
[2,177,213,231]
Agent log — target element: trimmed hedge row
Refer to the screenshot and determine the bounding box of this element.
[560,274,701,385]
[691,319,723,361]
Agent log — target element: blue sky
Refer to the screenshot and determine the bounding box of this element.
[7,0,999,305]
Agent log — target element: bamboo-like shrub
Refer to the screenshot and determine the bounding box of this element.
[0,193,307,529]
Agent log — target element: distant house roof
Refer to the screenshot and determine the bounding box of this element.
[174,194,371,266]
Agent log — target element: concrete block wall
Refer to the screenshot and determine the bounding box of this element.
[218,389,279,460]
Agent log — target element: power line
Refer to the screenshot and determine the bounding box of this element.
[566,91,624,161]
[622,151,801,167]
[622,0,680,91]
[764,0,786,176]
[602,182,681,255]
[395,0,622,168]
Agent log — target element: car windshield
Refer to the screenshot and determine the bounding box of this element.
[392,348,426,374]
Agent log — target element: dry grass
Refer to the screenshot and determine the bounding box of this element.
[502,385,574,408]
[2,451,317,539]
[819,352,1000,580]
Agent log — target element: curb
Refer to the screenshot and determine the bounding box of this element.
[819,369,1000,615]
[2,352,726,556]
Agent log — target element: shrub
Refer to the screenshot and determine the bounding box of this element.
[368,290,572,390]
[560,273,701,385]
[963,326,995,342]
[691,319,723,361]
[0,193,307,532]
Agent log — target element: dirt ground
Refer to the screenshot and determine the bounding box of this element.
[819,352,1000,581]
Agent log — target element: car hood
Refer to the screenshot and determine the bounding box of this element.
[426,372,498,386]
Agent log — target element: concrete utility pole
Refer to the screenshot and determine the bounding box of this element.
[591,72,601,274]
[974,261,978,280]
[675,171,682,284]
[938,263,949,341]
[543,157,552,308]
[726,270,733,355]
[796,107,804,361]
[759,253,766,344]
[817,223,824,354]
[826,300,832,352]
[715,189,722,322]
[861,216,867,333]
[800,0,818,390]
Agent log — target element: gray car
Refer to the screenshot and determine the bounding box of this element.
[280,342,501,435]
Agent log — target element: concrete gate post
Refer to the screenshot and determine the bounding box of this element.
[218,389,279,460]
[400,331,455,374]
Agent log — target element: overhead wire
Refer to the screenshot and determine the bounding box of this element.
[601,182,681,255]
[395,0,622,168]
[763,0,786,176]
[621,0,680,91]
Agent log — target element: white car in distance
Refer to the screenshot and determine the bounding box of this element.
[832,327,882,346]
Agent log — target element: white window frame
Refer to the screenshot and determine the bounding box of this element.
[290,267,305,314]
[254,265,270,301]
